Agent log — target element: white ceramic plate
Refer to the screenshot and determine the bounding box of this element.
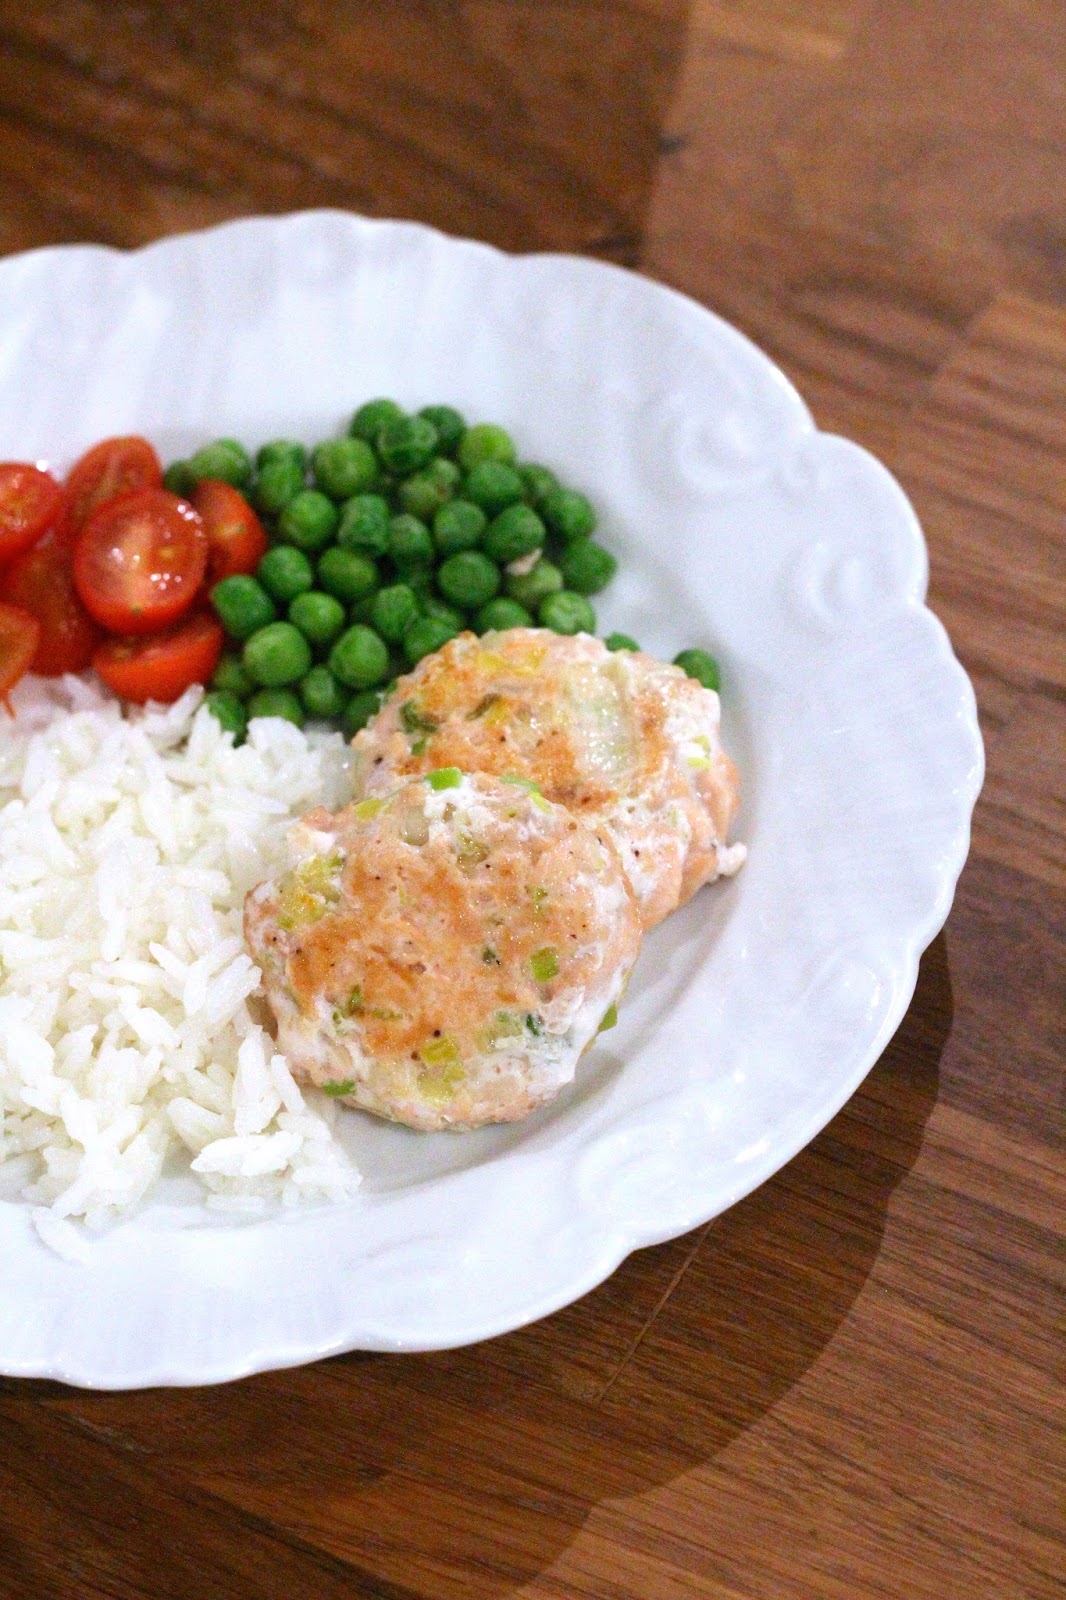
[0,213,982,1388]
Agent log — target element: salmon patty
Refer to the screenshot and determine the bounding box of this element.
[245,770,642,1131]
[351,628,745,929]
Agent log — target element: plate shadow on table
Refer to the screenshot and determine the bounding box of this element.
[1,936,951,1600]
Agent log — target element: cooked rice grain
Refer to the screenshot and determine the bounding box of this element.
[0,676,360,1251]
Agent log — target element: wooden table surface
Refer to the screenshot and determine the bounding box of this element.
[1,4,1063,1597]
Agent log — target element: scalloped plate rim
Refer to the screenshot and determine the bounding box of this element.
[0,211,984,1387]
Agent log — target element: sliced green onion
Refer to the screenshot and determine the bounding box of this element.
[597,1003,618,1033]
[530,947,560,984]
[426,766,463,790]
[352,797,387,821]
[400,700,438,734]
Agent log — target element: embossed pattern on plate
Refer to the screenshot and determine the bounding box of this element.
[0,213,983,1387]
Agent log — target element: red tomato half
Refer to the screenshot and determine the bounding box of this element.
[192,479,268,580]
[73,489,208,635]
[92,611,223,705]
[65,436,162,527]
[0,527,101,675]
[0,463,68,563]
[0,601,41,701]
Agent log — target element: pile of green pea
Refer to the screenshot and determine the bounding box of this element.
[165,400,721,743]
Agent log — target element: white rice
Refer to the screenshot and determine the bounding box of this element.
[0,674,361,1256]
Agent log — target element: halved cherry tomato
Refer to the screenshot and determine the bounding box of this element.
[73,489,208,635]
[0,463,68,563]
[92,611,224,705]
[0,601,41,702]
[192,479,268,581]
[65,436,162,528]
[0,526,101,675]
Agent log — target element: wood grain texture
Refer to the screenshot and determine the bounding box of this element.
[904,294,1066,690]
[0,1,1064,1597]
[0,1,688,263]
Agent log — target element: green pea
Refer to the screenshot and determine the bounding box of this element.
[371,583,420,644]
[462,460,524,515]
[397,480,441,525]
[312,436,378,500]
[605,632,640,652]
[542,486,596,542]
[329,625,390,689]
[402,613,459,666]
[253,455,305,516]
[559,538,617,595]
[257,545,315,605]
[210,652,255,698]
[538,590,596,636]
[438,551,500,611]
[505,557,563,610]
[211,575,277,642]
[458,423,516,469]
[204,689,247,742]
[247,688,305,727]
[187,438,252,488]
[243,621,313,688]
[475,597,532,632]
[421,595,466,631]
[163,460,196,497]
[483,504,546,565]
[315,547,377,605]
[342,688,386,739]
[398,457,461,520]
[433,498,487,556]
[674,648,721,692]
[388,513,434,572]
[518,463,559,508]
[349,398,405,443]
[417,405,466,456]
[279,489,339,552]
[256,439,306,472]
[299,664,347,720]
[337,493,391,556]
[349,594,378,625]
[376,415,438,475]
[288,590,347,649]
